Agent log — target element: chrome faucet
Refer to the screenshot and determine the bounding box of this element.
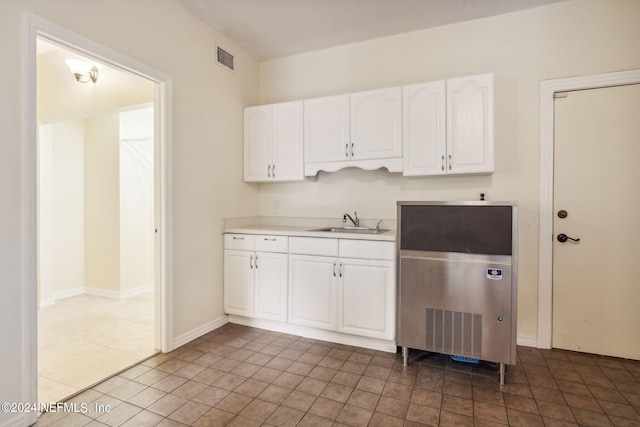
[343,211,359,227]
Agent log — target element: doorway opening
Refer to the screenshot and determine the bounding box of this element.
[36,38,158,403]
[22,13,173,412]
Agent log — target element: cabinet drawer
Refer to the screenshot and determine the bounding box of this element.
[339,239,395,260]
[289,237,338,256]
[224,233,255,251]
[255,235,288,253]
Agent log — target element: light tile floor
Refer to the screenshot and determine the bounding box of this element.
[35,323,640,426]
[38,293,156,404]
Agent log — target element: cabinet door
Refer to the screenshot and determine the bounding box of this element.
[338,258,395,340]
[446,73,494,174]
[304,94,350,163]
[244,105,272,182]
[272,101,304,181]
[288,254,337,330]
[351,87,402,160]
[224,250,255,317]
[403,81,446,176]
[254,252,288,322]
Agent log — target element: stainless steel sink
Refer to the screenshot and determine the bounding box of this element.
[308,227,389,234]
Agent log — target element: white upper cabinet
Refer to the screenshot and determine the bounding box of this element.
[303,94,350,164]
[403,73,494,176]
[244,105,272,182]
[446,73,494,174]
[350,87,402,161]
[403,80,446,176]
[304,88,403,175]
[246,73,493,179]
[244,100,304,182]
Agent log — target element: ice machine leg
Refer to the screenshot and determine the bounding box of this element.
[402,346,408,366]
[499,363,506,386]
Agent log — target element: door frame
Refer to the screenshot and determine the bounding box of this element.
[21,13,173,420]
[537,69,640,349]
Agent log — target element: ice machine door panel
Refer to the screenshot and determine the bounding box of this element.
[400,205,513,255]
[397,254,513,364]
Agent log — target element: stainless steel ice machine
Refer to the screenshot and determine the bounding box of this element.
[396,201,518,385]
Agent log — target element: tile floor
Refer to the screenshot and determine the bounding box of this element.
[35,323,640,426]
[38,293,157,404]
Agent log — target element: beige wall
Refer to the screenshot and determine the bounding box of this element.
[37,49,154,123]
[257,0,640,341]
[84,114,121,293]
[0,0,259,417]
[39,45,156,297]
[37,120,86,303]
[119,108,155,293]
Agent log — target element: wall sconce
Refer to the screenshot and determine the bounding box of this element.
[65,59,99,84]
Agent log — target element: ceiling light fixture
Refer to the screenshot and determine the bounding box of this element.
[65,59,99,84]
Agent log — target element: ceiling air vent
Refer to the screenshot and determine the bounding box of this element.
[216,46,235,73]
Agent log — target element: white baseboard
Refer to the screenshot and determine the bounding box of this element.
[38,285,154,307]
[38,287,84,308]
[86,284,153,300]
[120,284,154,299]
[0,413,33,427]
[228,316,397,353]
[85,287,121,299]
[38,298,56,308]
[517,335,538,348]
[54,287,85,300]
[171,315,229,350]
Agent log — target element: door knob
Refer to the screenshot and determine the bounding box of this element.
[557,233,580,243]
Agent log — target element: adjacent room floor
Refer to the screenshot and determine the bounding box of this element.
[38,293,156,404]
[35,323,640,426]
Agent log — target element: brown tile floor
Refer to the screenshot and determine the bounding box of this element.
[36,323,640,426]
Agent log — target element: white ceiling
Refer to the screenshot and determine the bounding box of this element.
[176,0,567,61]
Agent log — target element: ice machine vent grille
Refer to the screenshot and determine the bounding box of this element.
[217,46,235,72]
[425,308,482,358]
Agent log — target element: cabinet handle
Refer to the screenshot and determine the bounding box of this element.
[333,261,337,277]
[345,144,349,157]
[263,238,277,241]
[441,155,445,171]
[339,262,343,277]
[351,143,354,157]
[249,254,253,269]
[255,254,258,269]
[448,154,452,170]
[272,164,275,178]
[267,165,271,178]
[232,236,244,240]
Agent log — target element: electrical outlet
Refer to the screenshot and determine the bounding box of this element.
[271,201,280,215]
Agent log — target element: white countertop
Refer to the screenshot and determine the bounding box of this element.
[223,220,396,242]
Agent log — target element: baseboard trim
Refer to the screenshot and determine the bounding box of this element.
[87,286,154,300]
[120,285,154,299]
[517,335,538,348]
[228,316,397,353]
[0,413,32,427]
[37,285,154,306]
[171,315,229,350]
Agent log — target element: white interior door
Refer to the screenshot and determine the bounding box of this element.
[552,84,640,360]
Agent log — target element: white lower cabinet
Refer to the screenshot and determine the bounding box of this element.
[224,233,396,346]
[254,252,288,322]
[224,250,255,317]
[223,234,288,321]
[288,237,395,340]
[338,258,394,340]
[288,254,337,330]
